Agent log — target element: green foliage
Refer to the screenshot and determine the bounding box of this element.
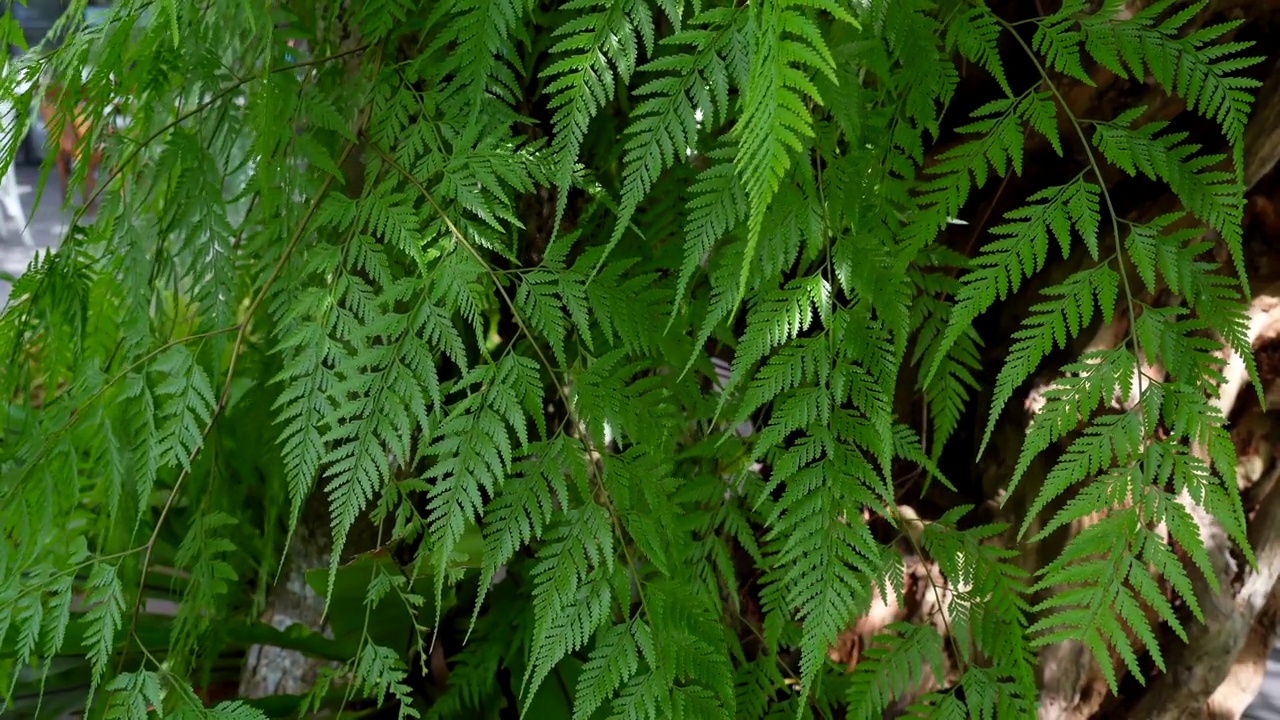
[0,0,1261,716]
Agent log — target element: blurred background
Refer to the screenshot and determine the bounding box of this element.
[0,0,114,307]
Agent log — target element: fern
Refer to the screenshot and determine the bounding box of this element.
[0,0,1266,716]
[524,504,615,712]
[1093,110,1244,249]
[734,0,855,303]
[575,619,641,720]
[987,264,1119,456]
[1048,0,1261,145]
[81,561,125,693]
[930,175,1101,391]
[151,344,218,472]
[846,622,947,720]
[602,6,744,278]
[543,0,661,238]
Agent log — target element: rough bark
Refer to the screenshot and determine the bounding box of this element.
[238,491,336,698]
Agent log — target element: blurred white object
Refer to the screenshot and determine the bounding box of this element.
[0,163,32,247]
[0,92,34,247]
[1,53,38,246]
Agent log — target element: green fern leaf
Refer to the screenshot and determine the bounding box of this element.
[734,0,855,304]
[929,176,1100,389]
[983,264,1118,454]
[544,0,654,236]
[846,623,946,720]
[523,504,615,713]
[1078,0,1262,145]
[1093,111,1245,275]
[81,561,125,692]
[151,345,217,472]
[575,619,641,720]
[597,7,743,278]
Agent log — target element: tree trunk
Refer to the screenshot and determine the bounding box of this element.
[238,492,336,698]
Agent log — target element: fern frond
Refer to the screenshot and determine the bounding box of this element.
[1011,348,1138,492]
[598,7,743,277]
[1020,411,1145,538]
[930,176,1100,388]
[1076,0,1262,145]
[0,0,1263,715]
[760,445,887,697]
[523,504,615,713]
[352,644,421,718]
[983,264,1119,452]
[82,561,125,693]
[151,345,217,472]
[576,619,642,720]
[1094,111,1244,252]
[424,353,542,613]
[171,511,241,660]
[726,274,829,400]
[1029,510,1155,692]
[322,274,466,592]
[544,0,655,236]
[675,146,747,313]
[734,0,855,303]
[103,671,165,720]
[845,623,946,720]
[945,3,1010,97]
[914,90,1063,234]
[442,0,534,112]
[474,436,577,622]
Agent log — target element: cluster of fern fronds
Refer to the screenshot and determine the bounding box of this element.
[0,0,1261,716]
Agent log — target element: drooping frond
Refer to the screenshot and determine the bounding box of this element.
[0,0,1262,716]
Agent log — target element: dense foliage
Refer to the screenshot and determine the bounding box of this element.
[0,0,1264,716]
